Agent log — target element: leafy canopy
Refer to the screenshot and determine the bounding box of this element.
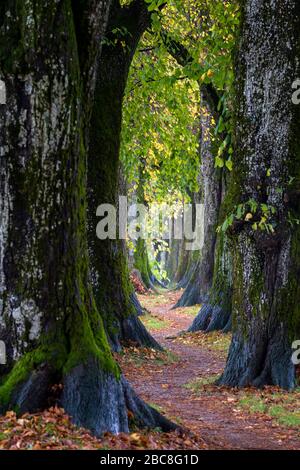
[120,0,239,204]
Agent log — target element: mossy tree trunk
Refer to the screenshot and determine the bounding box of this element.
[172,239,188,285]
[188,229,233,333]
[160,31,224,308]
[175,241,197,289]
[87,0,161,351]
[173,212,196,288]
[219,0,300,389]
[0,0,122,432]
[165,218,180,283]
[189,162,233,332]
[132,161,157,290]
[119,165,146,314]
[134,239,153,288]
[0,0,173,434]
[176,84,222,307]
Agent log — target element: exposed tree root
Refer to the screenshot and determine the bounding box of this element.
[0,358,177,437]
[217,328,296,390]
[188,302,231,334]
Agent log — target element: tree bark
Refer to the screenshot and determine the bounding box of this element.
[172,239,188,285]
[0,0,173,434]
[87,0,161,351]
[176,84,222,307]
[0,0,121,430]
[188,161,233,333]
[159,29,233,322]
[218,0,300,389]
[188,230,233,333]
[166,218,181,284]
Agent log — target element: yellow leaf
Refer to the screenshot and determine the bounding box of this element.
[245,213,253,221]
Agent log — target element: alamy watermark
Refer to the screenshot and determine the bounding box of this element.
[96,197,204,251]
[291,340,300,365]
[0,341,6,365]
[0,80,6,105]
[292,79,300,105]
[290,82,300,363]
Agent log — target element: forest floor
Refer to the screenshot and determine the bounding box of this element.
[1,290,300,450]
[118,290,300,450]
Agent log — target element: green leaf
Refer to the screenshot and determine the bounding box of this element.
[225,159,233,171]
[215,156,224,168]
[236,204,244,220]
[261,204,268,214]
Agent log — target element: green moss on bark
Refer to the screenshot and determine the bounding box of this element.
[0,0,120,413]
[134,238,152,288]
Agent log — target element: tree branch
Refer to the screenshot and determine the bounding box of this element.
[159,28,220,111]
[159,29,194,68]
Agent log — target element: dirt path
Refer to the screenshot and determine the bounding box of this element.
[121,291,300,450]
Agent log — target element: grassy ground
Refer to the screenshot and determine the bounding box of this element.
[175,330,232,356]
[238,389,300,428]
[183,375,300,430]
[3,290,299,450]
[141,314,170,330]
[116,346,178,368]
[133,291,300,448]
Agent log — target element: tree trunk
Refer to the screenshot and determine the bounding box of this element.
[188,166,233,334]
[166,218,181,284]
[218,0,300,390]
[176,84,222,307]
[87,0,161,351]
[132,158,165,291]
[0,0,121,431]
[0,0,173,434]
[173,238,191,287]
[159,33,224,308]
[175,247,196,289]
[132,252,166,296]
[119,165,146,315]
[188,230,232,333]
[134,238,153,288]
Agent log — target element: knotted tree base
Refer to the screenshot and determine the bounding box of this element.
[188,301,231,334]
[217,327,295,390]
[0,356,177,436]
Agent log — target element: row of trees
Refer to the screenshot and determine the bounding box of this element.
[0,0,174,436]
[0,0,299,438]
[123,0,300,389]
